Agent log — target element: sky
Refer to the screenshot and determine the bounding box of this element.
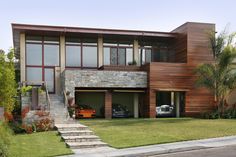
[0,0,236,52]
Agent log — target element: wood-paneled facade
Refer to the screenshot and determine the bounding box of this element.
[143,23,215,117]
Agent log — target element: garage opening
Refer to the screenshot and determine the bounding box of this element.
[112,92,140,118]
[156,91,185,117]
[75,92,105,118]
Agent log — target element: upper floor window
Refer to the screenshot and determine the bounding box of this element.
[103,42,133,66]
[139,46,152,65]
[65,37,97,68]
[26,36,59,67]
[139,43,174,64]
[44,37,59,66]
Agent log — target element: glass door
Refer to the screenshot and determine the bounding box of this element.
[44,68,55,93]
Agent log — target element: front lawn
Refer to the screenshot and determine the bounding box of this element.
[9,131,73,157]
[80,118,236,148]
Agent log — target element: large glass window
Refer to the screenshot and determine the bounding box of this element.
[44,45,59,66]
[26,67,42,82]
[118,48,126,65]
[126,48,133,65]
[103,42,133,66]
[66,46,81,67]
[25,35,59,93]
[110,48,118,65]
[83,46,97,67]
[45,68,54,92]
[65,37,97,68]
[139,47,152,65]
[26,36,59,67]
[104,47,110,65]
[26,44,42,65]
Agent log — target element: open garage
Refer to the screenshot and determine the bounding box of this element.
[75,91,105,118]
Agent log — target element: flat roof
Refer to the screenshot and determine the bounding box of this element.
[12,23,179,59]
[12,22,215,59]
[12,23,177,37]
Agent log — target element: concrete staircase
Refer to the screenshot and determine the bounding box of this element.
[49,94,68,124]
[56,123,108,149]
[49,95,108,149]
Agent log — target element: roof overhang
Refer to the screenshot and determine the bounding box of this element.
[12,23,178,59]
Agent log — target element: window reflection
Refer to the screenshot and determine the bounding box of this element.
[83,46,97,67]
[66,46,81,67]
[65,37,98,68]
[26,44,42,65]
[44,45,59,66]
[103,42,133,66]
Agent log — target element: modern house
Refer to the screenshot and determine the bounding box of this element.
[12,22,216,119]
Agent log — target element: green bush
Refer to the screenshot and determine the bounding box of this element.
[20,86,32,96]
[222,108,236,119]
[202,106,236,119]
[0,121,12,157]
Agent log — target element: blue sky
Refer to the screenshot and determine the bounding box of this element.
[0,0,235,52]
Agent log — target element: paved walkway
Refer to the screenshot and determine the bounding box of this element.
[62,135,236,157]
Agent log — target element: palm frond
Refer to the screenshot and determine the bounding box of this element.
[195,64,216,91]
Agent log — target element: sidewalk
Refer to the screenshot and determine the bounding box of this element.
[63,135,236,157]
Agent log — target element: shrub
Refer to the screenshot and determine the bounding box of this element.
[222,105,236,119]
[35,118,54,132]
[0,121,12,157]
[8,121,26,134]
[20,86,32,96]
[21,124,33,134]
[202,104,236,119]
[202,110,220,119]
[21,106,30,119]
[4,112,14,122]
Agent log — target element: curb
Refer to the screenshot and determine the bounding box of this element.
[112,146,212,157]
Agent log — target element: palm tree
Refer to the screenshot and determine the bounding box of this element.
[195,31,236,117]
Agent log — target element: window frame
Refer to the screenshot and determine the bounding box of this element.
[139,47,152,65]
[103,43,133,66]
[65,38,98,69]
[25,35,60,84]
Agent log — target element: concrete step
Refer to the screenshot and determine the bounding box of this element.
[59,130,94,136]
[66,141,108,149]
[62,135,100,142]
[56,124,88,131]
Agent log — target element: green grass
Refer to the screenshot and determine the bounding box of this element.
[80,118,236,148]
[9,131,73,157]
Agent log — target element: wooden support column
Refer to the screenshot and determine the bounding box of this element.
[105,91,112,119]
[147,89,156,118]
[134,93,139,118]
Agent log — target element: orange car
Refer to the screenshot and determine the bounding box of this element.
[75,104,96,118]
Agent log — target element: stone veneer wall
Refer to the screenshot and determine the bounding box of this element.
[62,70,147,97]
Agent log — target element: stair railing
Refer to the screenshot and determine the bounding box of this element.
[44,82,51,111]
[63,90,68,108]
[20,81,51,112]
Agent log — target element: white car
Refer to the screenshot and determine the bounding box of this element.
[156,105,174,117]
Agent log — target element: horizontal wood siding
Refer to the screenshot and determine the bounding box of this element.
[172,24,188,63]
[146,23,215,117]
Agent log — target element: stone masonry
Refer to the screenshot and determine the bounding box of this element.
[62,70,147,96]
